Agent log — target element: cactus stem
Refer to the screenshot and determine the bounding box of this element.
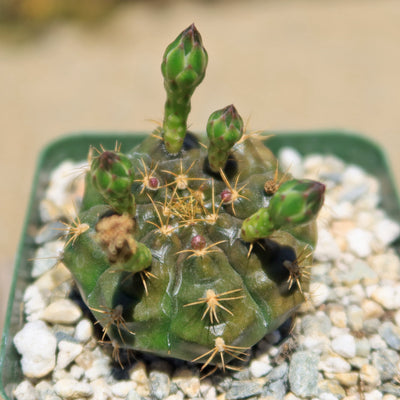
[192,337,249,372]
[184,288,244,324]
[139,270,158,296]
[162,160,206,190]
[146,194,177,236]
[90,304,135,343]
[283,247,313,295]
[135,158,160,194]
[176,239,226,259]
[57,216,89,248]
[219,169,249,216]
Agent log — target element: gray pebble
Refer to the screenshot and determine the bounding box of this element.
[289,351,319,397]
[225,380,263,400]
[301,313,332,336]
[381,382,400,396]
[262,379,287,400]
[372,349,400,381]
[378,321,400,350]
[267,362,288,381]
[149,371,170,399]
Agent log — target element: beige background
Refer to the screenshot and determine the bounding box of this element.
[1,0,400,336]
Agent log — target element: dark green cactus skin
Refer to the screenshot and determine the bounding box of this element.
[62,134,324,365]
[62,24,325,369]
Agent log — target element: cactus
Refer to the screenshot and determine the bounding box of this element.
[62,24,325,371]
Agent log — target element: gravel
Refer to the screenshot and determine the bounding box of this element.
[11,148,400,399]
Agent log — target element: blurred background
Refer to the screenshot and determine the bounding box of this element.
[1,0,400,335]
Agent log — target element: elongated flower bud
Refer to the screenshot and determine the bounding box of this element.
[207,105,243,172]
[161,24,208,154]
[268,179,325,229]
[241,179,325,242]
[91,150,136,215]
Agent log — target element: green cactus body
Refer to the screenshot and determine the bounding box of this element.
[62,25,325,370]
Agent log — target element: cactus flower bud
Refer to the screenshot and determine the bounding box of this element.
[268,179,325,229]
[91,151,136,215]
[162,24,208,154]
[207,105,244,172]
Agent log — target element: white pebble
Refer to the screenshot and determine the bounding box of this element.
[85,358,111,381]
[13,320,57,378]
[57,340,83,369]
[346,228,373,258]
[373,219,400,246]
[314,229,341,262]
[74,318,93,343]
[319,356,351,373]
[249,359,273,377]
[331,334,356,358]
[364,390,383,400]
[342,165,366,185]
[41,299,82,324]
[13,380,36,400]
[23,284,48,321]
[278,147,304,178]
[111,381,138,397]
[371,285,400,310]
[310,282,330,307]
[32,240,64,278]
[54,379,93,398]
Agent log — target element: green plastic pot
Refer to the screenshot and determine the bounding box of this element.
[1,130,400,399]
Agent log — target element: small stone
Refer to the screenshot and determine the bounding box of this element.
[35,380,56,400]
[314,229,341,262]
[381,383,400,396]
[70,365,85,380]
[371,286,400,310]
[278,147,303,178]
[334,372,359,387]
[364,390,383,400]
[225,380,263,400]
[331,334,356,358]
[166,393,185,400]
[13,380,36,400]
[319,356,351,373]
[176,376,201,398]
[13,320,57,378]
[250,359,273,378]
[74,318,93,343]
[301,313,332,336]
[347,305,364,332]
[310,282,330,307]
[32,240,64,278]
[369,334,387,350]
[328,306,347,328]
[369,252,400,280]
[360,364,381,390]
[372,349,399,381]
[127,389,145,400]
[318,379,346,398]
[57,340,83,369]
[378,321,400,350]
[267,362,289,381]
[91,378,112,400]
[262,379,287,400]
[111,381,138,397]
[346,228,373,258]
[355,337,371,357]
[54,379,93,398]
[289,351,319,397]
[373,218,400,246]
[84,358,111,381]
[362,299,384,319]
[41,299,83,324]
[23,284,48,320]
[149,371,170,399]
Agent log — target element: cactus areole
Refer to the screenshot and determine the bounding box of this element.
[62,25,325,371]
